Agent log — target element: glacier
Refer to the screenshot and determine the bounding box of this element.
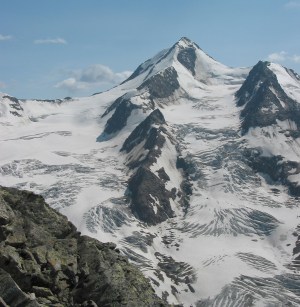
[1,37,300,306]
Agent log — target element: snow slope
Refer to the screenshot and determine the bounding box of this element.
[1,38,300,306]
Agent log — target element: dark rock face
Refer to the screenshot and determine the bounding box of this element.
[156,168,170,182]
[237,62,300,197]
[2,95,24,117]
[176,157,193,212]
[236,61,300,134]
[128,167,174,225]
[0,269,39,306]
[97,99,139,141]
[125,126,167,170]
[101,95,128,118]
[236,61,275,108]
[177,47,196,76]
[121,109,166,154]
[137,67,180,99]
[292,223,300,274]
[121,110,176,225]
[293,227,300,256]
[154,252,196,286]
[244,149,300,196]
[122,109,192,225]
[291,224,300,269]
[0,186,167,307]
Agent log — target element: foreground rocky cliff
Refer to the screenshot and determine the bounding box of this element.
[0,186,167,307]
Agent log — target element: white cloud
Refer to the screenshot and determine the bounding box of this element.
[285,1,300,8]
[55,64,132,92]
[0,34,12,41]
[34,38,67,45]
[292,55,300,63]
[78,64,132,83]
[267,51,287,62]
[267,51,300,64]
[55,78,88,92]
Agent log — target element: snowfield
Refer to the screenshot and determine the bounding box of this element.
[1,38,300,306]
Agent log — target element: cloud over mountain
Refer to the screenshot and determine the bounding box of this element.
[55,64,132,92]
[267,51,300,64]
[267,51,287,62]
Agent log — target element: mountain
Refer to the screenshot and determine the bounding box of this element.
[237,61,300,197]
[1,37,300,306]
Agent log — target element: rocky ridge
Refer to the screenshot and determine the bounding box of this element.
[0,186,167,307]
[237,61,300,196]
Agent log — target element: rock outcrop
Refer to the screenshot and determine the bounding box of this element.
[128,167,175,225]
[244,149,300,196]
[120,110,178,225]
[137,67,180,99]
[0,186,167,307]
[236,61,300,134]
[98,96,140,141]
[237,62,300,196]
[121,108,166,156]
[177,40,197,76]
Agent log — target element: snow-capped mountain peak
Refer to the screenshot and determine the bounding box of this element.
[122,37,249,92]
[1,38,300,306]
[269,62,300,103]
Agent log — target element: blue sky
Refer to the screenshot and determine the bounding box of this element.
[1,0,300,99]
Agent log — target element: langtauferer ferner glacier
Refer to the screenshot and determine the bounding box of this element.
[1,37,300,306]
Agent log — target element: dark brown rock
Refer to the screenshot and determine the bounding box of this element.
[128,167,174,225]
